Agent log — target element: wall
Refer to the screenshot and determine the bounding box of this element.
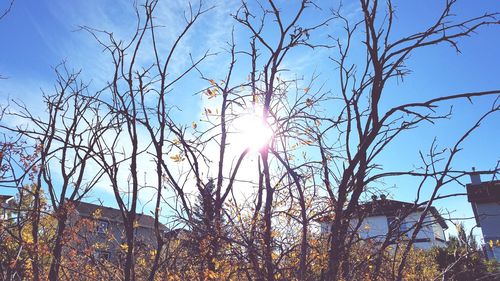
[67,212,158,262]
[319,211,447,250]
[476,202,500,239]
[476,202,500,261]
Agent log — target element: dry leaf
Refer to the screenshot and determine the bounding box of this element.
[205,88,217,99]
[170,154,183,162]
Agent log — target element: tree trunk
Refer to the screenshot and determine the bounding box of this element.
[48,210,68,281]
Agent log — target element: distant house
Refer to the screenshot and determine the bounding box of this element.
[0,194,14,220]
[466,172,500,262]
[70,200,167,261]
[318,196,448,250]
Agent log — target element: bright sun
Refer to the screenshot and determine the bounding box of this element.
[232,110,273,152]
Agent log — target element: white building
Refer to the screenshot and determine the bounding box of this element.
[466,172,500,261]
[319,197,448,250]
[0,194,14,220]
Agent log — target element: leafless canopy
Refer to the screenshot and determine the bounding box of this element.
[0,0,499,281]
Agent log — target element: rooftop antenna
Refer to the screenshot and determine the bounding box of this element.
[470,167,482,185]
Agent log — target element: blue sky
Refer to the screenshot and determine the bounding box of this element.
[1,0,499,238]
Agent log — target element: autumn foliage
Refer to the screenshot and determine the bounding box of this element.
[1,0,500,280]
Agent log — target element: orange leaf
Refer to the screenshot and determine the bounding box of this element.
[205,88,217,99]
[170,154,183,162]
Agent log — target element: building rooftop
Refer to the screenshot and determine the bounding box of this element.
[71,200,167,230]
[317,198,448,229]
[361,199,448,229]
[466,180,500,204]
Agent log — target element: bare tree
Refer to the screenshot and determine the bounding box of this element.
[0,64,108,281]
[314,0,500,279]
[81,1,221,280]
[1,0,499,280]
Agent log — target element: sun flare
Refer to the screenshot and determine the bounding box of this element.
[232,110,273,152]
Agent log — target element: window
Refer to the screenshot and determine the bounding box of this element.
[95,250,111,261]
[96,220,109,234]
[433,224,445,241]
[387,217,411,236]
[387,216,397,232]
[414,238,431,243]
[399,221,411,233]
[320,222,332,234]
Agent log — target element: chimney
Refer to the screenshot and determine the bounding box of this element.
[470,167,481,185]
